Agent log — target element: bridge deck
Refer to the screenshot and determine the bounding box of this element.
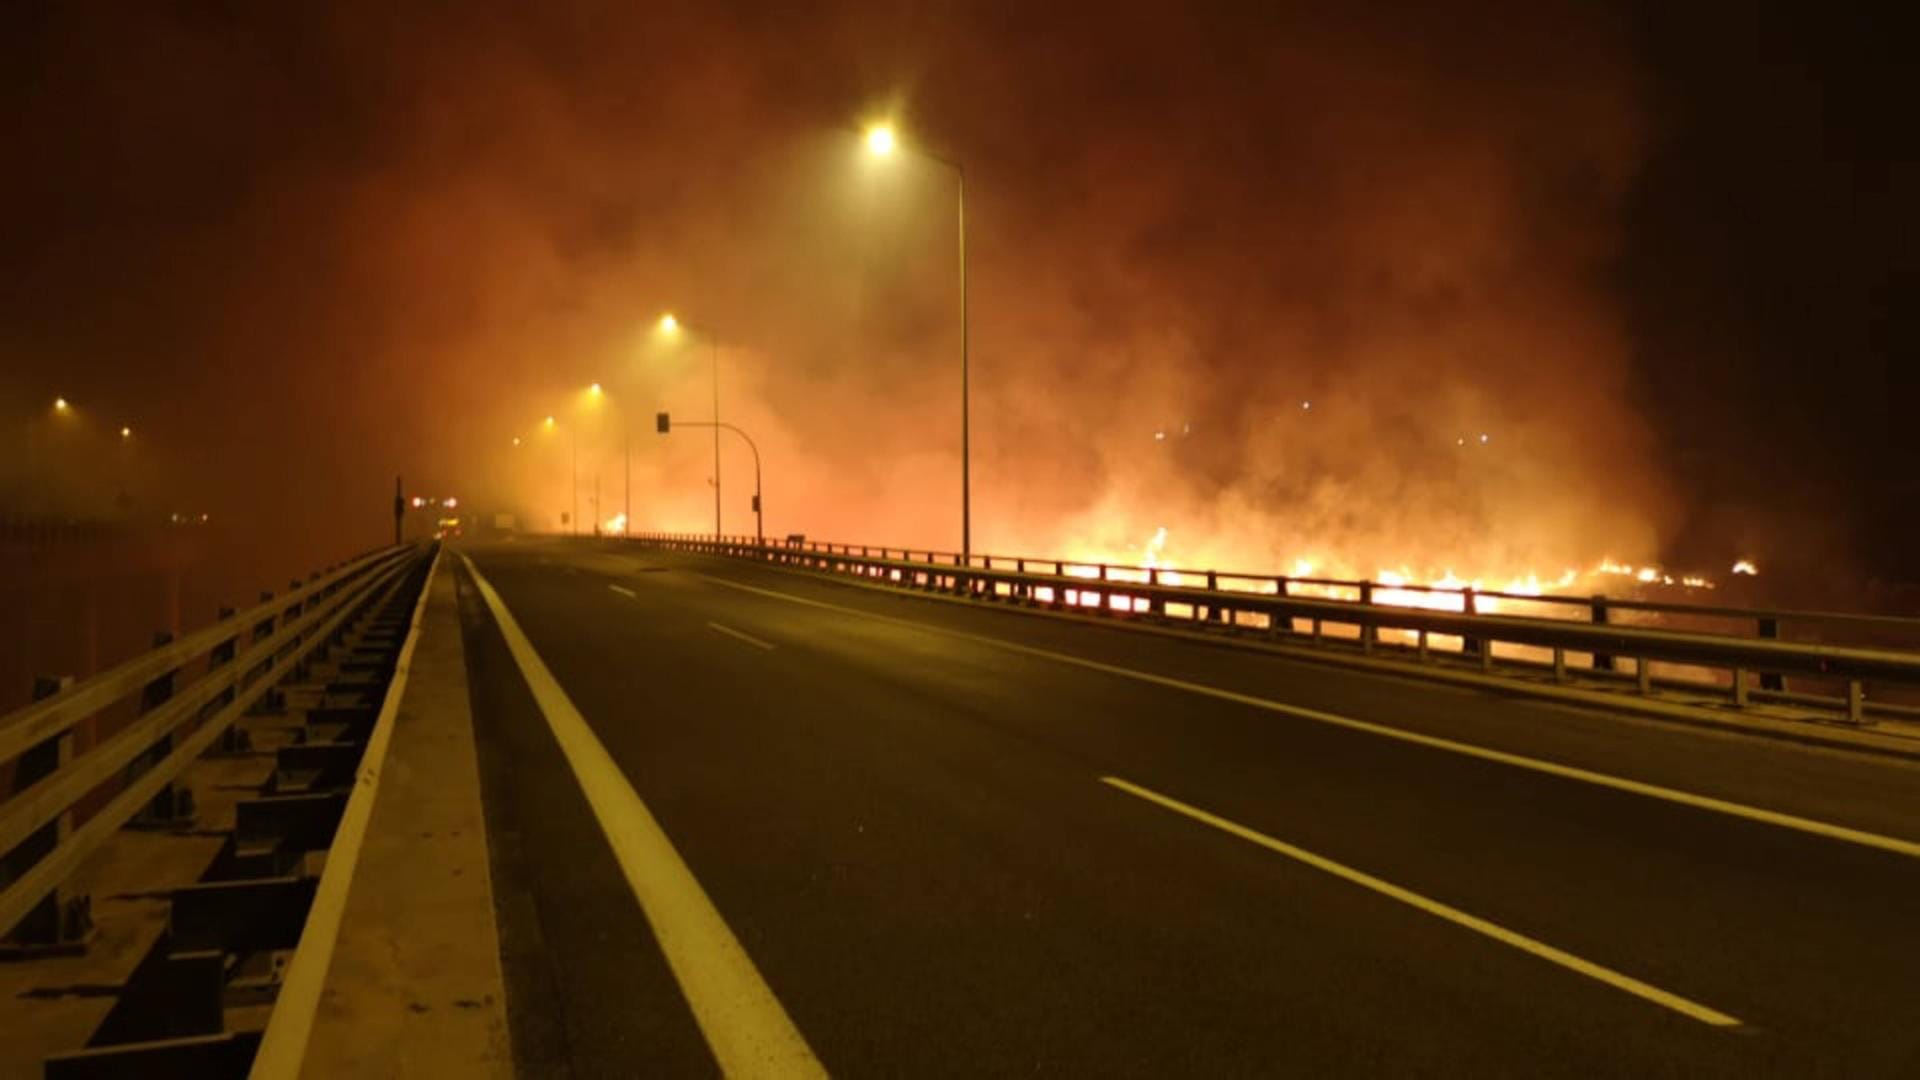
[419,536,1920,1076]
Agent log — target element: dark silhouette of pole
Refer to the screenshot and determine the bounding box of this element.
[956,161,969,566]
[711,337,722,539]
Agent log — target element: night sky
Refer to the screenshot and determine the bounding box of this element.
[2,2,1909,593]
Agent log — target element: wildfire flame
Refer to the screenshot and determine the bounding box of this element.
[1049,527,1740,622]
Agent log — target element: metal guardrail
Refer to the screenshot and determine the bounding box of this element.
[0,545,417,948]
[636,533,1920,726]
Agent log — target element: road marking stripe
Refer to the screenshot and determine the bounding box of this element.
[462,555,824,1078]
[1102,776,1743,1028]
[253,547,441,1078]
[608,584,638,598]
[701,573,1920,861]
[709,621,775,650]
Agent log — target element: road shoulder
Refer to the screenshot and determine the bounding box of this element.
[302,559,513,1077]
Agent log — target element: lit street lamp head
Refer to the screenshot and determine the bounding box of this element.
[589,382,603,397]
[53,397,70,412]
[865,124,897,157]
[658,313,679,334]
[120,426,131,439]
[543,415,556,430]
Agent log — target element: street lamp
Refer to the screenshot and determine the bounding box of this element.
[119,426,131,439]
[657,313,724,539]
[579,380,624,534]
[538,414,577,535]
[53,397,71,413]
[864,121,971,564]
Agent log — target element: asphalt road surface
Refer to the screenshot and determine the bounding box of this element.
[450,537,1920,1078]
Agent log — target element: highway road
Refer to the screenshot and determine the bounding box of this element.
[451,537,1920,1078]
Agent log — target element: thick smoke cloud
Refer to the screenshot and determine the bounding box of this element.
[4,2,1683,583]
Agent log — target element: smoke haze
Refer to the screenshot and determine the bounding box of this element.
[3,2,1899,592]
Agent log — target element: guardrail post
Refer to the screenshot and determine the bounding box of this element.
[208,606,253,754]
[129,632,194,828]
[1147,570,1164,617]
[0,675,95,956]
[1590,596,1615,672]
[1758,618,1785,692]
[1208,571,1225,625]
[248,589,277,691]
[1847,681,1868,725]
[1358,582,1375,653]
[1460,588,1482,659]
[285,580,318,681]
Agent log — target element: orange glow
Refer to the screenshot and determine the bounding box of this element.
[1044,526,1727,625]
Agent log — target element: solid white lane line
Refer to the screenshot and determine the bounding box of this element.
[700,573,1920,861]
[608,584,638,598]
[461,555,824,1078]
[708,622,775,651]
[1102,776,1744,1028]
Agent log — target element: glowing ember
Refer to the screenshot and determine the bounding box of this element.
[1731,559,1758,576]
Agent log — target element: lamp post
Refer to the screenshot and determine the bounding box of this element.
[658,314,724,539]
[539,414,575,535]
[585,381,614,534]
[865,123,970,565]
